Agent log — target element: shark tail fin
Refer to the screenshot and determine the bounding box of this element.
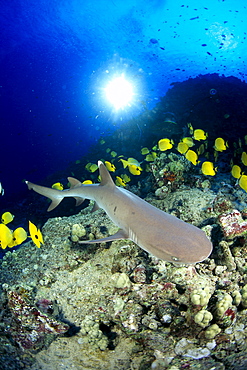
[26,181,64,212]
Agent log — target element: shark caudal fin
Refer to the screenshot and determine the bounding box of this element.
[26,181,64,211]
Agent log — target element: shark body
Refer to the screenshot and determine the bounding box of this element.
[26,161,212,264]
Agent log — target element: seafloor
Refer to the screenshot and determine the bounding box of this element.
[1,152,247,370]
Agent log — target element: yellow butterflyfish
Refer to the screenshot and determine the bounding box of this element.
[110,151,117,158]
[185,150,199,165]
[145,152,157,162]
[214,137,228,152]
[85,163,98,173]
[122,174,131,183]
[239,174,247,192]
[241,151,247,166]
[0,224,13,249]
[182,137,194,147]
[120,158,142,175]
[187,123,194,135]
[8,227,28,247]
[115,176,126,187]
[193,129,207,141]
[105,161,116,172]
[29,221,44,248]
[177,142,189,154]
[158,138,173,151]
[128,164,142,175]
[82,180,93,185]
[197,143,205,156]
[52,182,64,190]
[201,161,217,176]
[1,212,14,225]
[214,150,219,162]
[141,147,150,155]
[231,165,242,179]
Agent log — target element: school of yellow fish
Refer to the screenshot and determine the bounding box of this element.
[80,122,247,193]
[0,211,44,249]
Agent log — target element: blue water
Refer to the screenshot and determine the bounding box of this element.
[1,0,247,203]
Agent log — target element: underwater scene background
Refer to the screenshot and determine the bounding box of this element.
[1,0,247,369]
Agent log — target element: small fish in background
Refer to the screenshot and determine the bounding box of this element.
[193,129,208,141]
[241,151,247,166]
[0,223,13,249]
[121,174,131,183]
[52,182,64,190]
[1,212,14,224]
[145,152,157,162]
[201,161,217,176]
[185,149,199,165]
[177,142,189,154]
[188,122,194,135]
[141,147,150,155]
[214,150,219,162]
[158,138,174,151]
[197,143,205,156]
[0,182,4,196]
[181,137,194,147]
[29,221,44,248]
[214,137,228,152]
[163,112,177,124]
[85,163,98,173]
[115,176,126,187]
[110,151,117,158]
[82,180,93,185]
[105,161,116,172]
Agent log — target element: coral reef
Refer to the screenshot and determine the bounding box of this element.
[1,167,247,369]
[3,285,69,353]
[218,209,247,239]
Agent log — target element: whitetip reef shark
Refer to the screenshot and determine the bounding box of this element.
[26,161,212,264]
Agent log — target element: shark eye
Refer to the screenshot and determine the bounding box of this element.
[172,256,180,261]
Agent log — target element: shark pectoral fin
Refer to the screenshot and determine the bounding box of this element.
[78,229,129,244]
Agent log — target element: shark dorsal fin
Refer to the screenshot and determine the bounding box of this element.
[68,177,82,189]
[98,161,115,188]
